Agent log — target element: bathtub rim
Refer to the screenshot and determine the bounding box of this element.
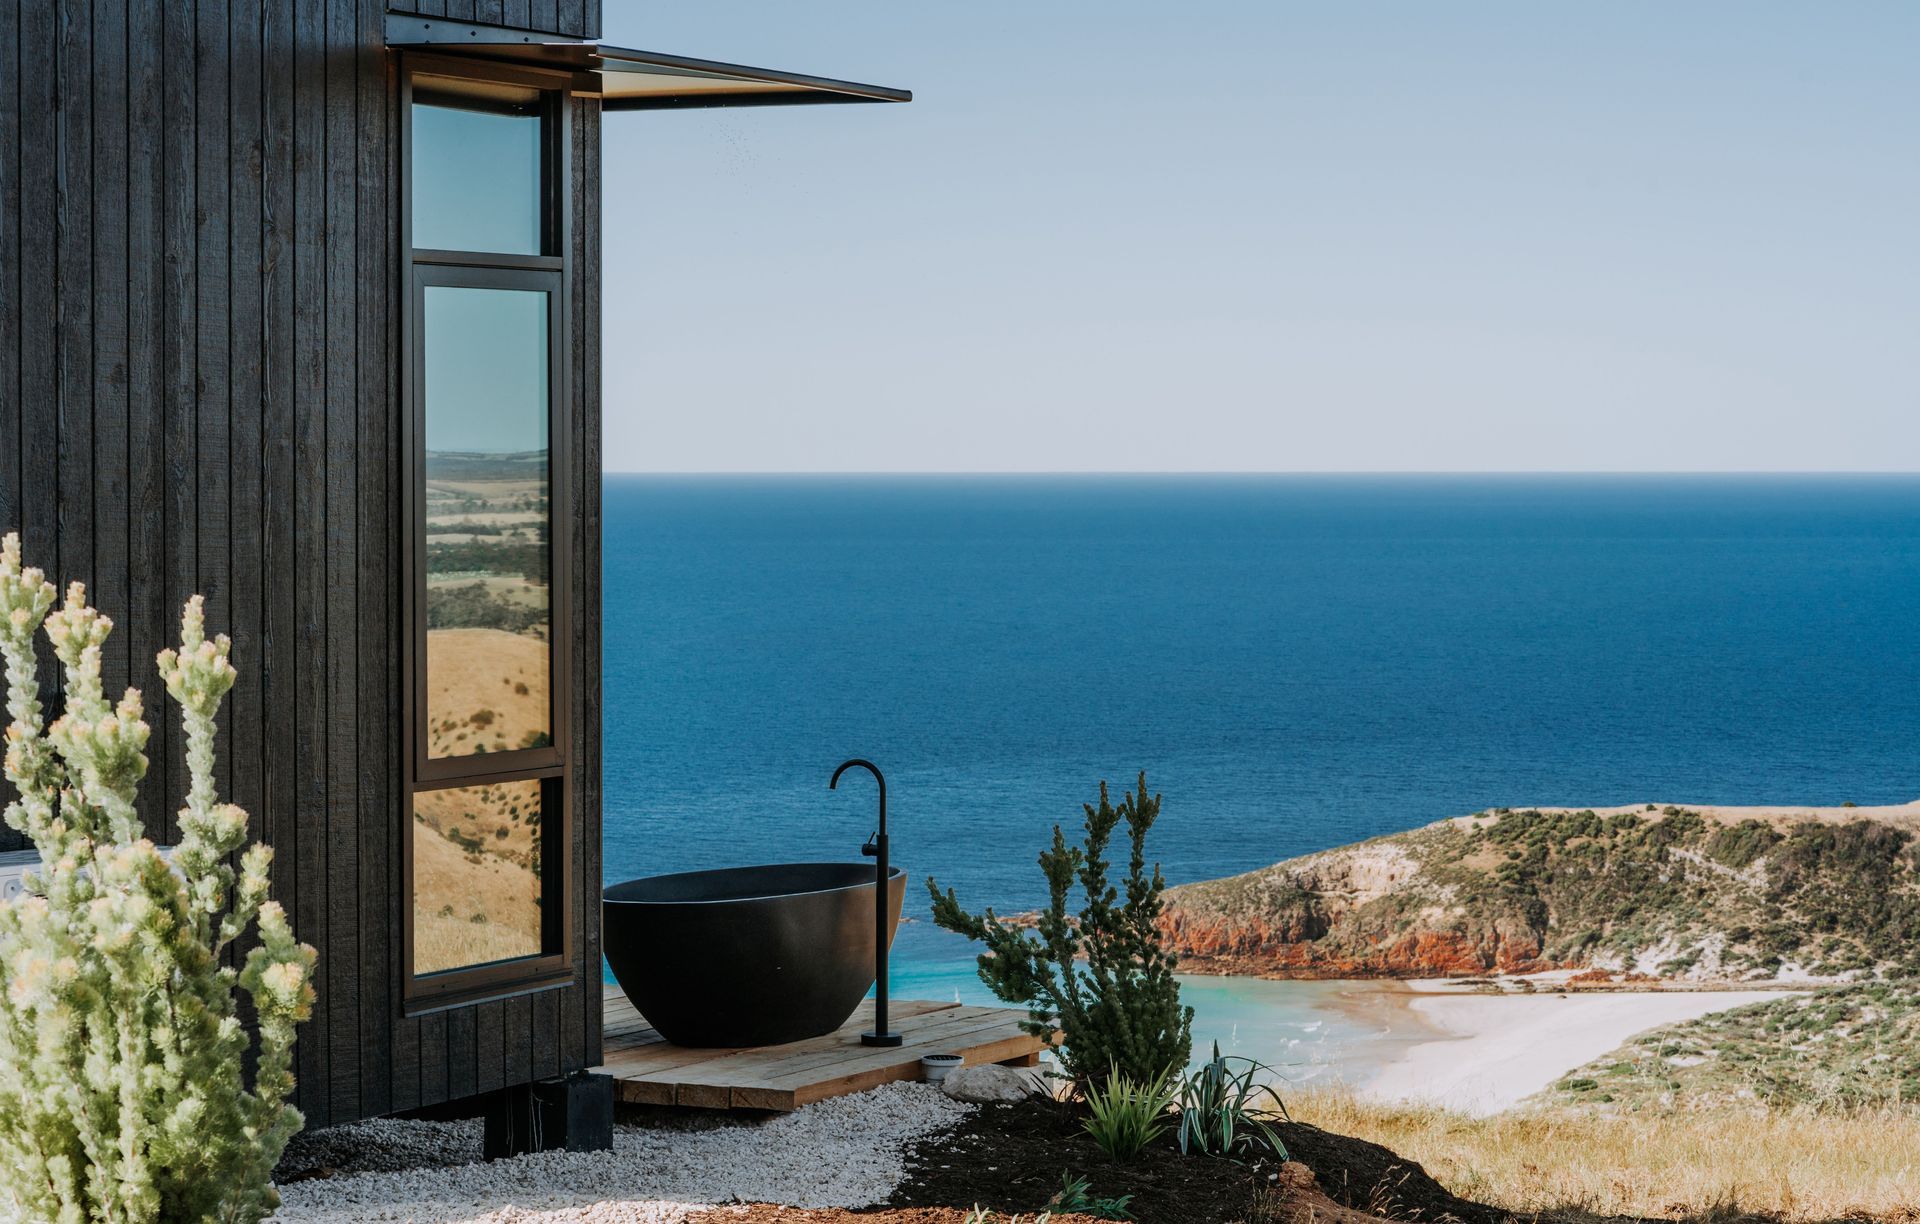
[603,861,907,908]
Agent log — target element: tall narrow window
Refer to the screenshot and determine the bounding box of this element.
[404,65,570,1004]
[422,284,553,761]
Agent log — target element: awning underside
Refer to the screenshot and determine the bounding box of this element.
[386,15,911,111]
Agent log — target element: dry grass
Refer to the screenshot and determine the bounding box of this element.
[411,801,542,975]
[425,627,550,756]
[1290,1088,1920,1222]
[413,775,543,868]
[426,476,546,499]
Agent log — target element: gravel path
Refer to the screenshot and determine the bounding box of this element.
[271,1083,971,1224]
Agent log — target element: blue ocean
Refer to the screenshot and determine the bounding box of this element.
[601,475,1920,1077]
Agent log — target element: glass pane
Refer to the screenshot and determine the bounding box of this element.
[423,285,552,760]
[412,778,546,975]
[412,91,543,254]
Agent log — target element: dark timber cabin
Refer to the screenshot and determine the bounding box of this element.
[0,2,906,1144]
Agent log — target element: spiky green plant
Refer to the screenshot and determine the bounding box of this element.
[1048,1171,1135,1220]
[0,533,317,1224]
[928,772,1194,1089]
[1081,1064,1177,1162]
[1175,1042,1289,1160]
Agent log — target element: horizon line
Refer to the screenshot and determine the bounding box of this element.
[600,469,1920,478]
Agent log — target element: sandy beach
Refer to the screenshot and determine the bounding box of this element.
[1358,979,1795,1114]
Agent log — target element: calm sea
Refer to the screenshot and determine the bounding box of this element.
[601,475,1920,1077]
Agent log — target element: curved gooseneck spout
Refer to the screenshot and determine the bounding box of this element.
[831,758,902,1048]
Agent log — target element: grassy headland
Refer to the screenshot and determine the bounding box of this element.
[1162,802,1920,981]
[1543,979,1920,1112]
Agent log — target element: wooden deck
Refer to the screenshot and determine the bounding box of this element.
[593,988,1055,1111]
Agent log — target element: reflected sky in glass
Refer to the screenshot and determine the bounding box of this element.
[424,287,548,454]
[413,100,541,255]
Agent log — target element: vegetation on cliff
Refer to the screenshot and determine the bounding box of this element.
[1162,805,1920,980]
[1543,980,1920,1111]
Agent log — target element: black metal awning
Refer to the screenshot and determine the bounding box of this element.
[385,15,911,111]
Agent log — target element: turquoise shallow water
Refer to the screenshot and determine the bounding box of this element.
[890,921,1424,1084]
[597,474,1920,1074]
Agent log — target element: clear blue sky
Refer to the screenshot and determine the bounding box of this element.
[600,3,1918,473]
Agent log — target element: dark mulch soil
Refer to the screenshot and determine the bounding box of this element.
[889,1097,1508,1224]
[891,1096,1269,1222]
[697,1209,1106,1224]
[1273,1120,1509,1224]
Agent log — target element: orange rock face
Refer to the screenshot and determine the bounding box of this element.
[1156,909,1569,979]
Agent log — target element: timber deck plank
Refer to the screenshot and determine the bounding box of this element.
[594,988,1054,1111]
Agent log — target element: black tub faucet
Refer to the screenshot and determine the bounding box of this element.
[830,758,902,1048]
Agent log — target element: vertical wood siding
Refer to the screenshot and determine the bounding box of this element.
[384,0,600,41]
[1,0,604,1129]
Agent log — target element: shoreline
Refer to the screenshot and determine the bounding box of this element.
[1351,974,1797,1114]
[898,940,1813,1112]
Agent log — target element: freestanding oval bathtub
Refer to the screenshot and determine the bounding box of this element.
[603,862,907,1048]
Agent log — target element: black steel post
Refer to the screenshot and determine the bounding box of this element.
[872,823,891,1044]
[832,757,902,1047]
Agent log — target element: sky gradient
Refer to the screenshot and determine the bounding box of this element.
[600,3,1918,473]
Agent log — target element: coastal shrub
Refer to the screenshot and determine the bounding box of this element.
[1439,804,1920,974]
[426,538,548,584]
[1555,981,1920,1112]
[1705,819,1781,869]
[1081,1065,1177,1162]
[0,534,317,1224]
[427,580,546,635]
[1176,1043,1290,1160]
[928,772,1194,1088]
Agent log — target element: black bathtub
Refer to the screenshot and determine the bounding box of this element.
[603,862,907,1048]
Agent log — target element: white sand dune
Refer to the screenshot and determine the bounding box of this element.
[1360,983,1793,1114]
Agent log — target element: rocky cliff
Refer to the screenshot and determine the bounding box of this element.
[1160,802,1920,981]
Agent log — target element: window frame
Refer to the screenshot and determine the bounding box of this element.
[400,56,576,1010]
[409,263,569,785]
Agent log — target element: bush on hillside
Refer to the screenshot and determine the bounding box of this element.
[928,772,1194,1089]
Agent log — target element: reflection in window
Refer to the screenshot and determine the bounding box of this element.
[411,87,543,254]
[423,286,552,759]
[412,778,546,975]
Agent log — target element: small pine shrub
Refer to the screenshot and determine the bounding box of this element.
[928,772,1194,1089]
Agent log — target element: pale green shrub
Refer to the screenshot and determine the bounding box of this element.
[0,533,317,1224]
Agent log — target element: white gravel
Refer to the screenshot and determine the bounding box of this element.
[271,1082,972,1224]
